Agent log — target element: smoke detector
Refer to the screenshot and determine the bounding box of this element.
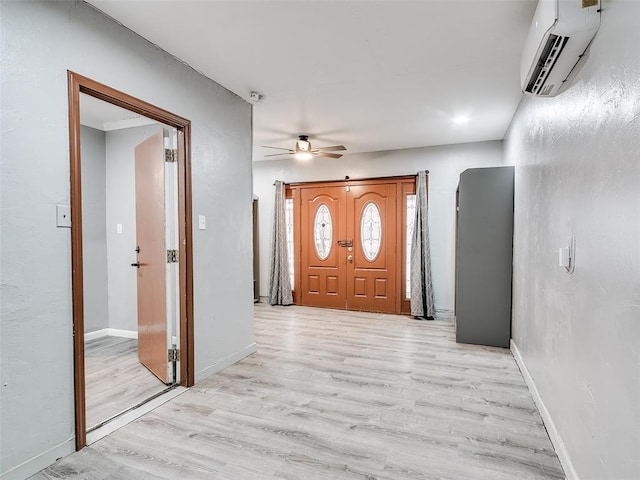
[249,91,263,104]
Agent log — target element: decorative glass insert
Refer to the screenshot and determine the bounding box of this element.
[405,194,417,299]
[313,204,333,260]
[360,202,382,262]
[285,198,294,287]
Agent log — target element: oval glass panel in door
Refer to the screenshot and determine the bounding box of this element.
[314,203,333,260]
[361,202,382,262]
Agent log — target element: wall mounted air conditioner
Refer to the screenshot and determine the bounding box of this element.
[521,0,601,97]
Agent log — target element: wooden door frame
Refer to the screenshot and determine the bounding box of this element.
[67,71,195,450]
[286,175,419,315]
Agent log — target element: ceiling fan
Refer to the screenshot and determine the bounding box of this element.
[262,135,346,160]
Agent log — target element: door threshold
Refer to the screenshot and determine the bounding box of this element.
[86,386,187,445]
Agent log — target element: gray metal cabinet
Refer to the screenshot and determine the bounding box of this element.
[455,166,514,348]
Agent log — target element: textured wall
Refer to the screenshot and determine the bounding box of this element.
[0,1,254,477]
[253,140,507,316]
[80,126,109,333]
[504,1,640,478]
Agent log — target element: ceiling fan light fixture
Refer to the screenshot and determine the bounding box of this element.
[294,151,313,161]
[263,135,345,161]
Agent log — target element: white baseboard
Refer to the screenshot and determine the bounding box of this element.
[107,328,137,339]
[510,339,577,480]
[195,343,257,384]
[84,328,108,341]
[84,328,138,342]
[435,308,454,319]
[0,437,74,480]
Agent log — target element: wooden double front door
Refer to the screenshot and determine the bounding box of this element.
[289,177,415,314]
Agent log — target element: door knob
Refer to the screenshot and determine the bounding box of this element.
[347,255,353,262]
[131,262,141,268]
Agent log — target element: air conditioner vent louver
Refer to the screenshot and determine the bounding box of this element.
[524,34,569,95]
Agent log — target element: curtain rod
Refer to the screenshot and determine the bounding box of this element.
[273,172,428,186]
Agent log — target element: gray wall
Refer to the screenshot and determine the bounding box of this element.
[253,140,507,316]
[504,1,640,478]
[80,125,109,333]
[105,125,163,333]
[0,2,254,478]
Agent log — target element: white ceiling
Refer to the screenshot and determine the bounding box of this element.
[80,93,159,131]
[86,0,537,160]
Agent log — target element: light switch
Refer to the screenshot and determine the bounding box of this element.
[198,215,206,230]
[56,205,71,228]
[116,223,123,234]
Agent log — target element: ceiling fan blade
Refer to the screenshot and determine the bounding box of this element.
[315,152,343,159]
[316,145,346,152]
[264,152,292,157]
[261,146,293,151]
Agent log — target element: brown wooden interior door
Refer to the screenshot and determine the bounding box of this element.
[134,130,170,384]
[346,183,398,313]
[299,186,347,309]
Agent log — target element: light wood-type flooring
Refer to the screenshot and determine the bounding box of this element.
[33,305,564,479]
[85,336,169,429]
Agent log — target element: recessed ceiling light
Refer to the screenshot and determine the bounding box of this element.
[453,115,470,125]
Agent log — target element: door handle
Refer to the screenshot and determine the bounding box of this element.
[131,262,141,268]
[347,255,353,263]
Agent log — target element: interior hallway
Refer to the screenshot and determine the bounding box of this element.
[33,305,563,479]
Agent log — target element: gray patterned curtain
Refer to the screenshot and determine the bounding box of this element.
[410,171,435,319]
[269,181,293,305]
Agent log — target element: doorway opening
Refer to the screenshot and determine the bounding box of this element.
[286,176,418,315]
[68,72,194,450]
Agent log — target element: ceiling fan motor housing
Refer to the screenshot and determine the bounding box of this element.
[296,135,311,153]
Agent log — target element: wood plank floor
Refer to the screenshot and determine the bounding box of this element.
[85,336,169,429]
[33,305,564,479]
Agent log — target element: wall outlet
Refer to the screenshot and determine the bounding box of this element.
[56,205,71,228]
[559,247,570,267]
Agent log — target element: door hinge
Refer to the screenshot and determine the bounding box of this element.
[168,348,180,362]
[166,249,179,263]
[165,148,177,163]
